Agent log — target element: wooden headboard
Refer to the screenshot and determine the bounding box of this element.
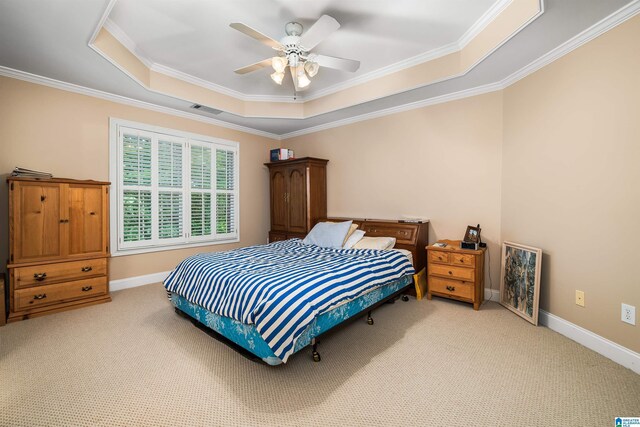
[318,218,429,273]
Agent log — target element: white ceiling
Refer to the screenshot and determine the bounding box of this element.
[108,0,497,97]
[0,0,637,137]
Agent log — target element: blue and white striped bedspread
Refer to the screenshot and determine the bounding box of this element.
[163,239,415,362]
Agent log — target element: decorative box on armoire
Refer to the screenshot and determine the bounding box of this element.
[265,157,328,242]
[7,177,112,322]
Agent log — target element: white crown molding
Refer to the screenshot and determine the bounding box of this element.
[279,82,504,139]
[88,0,117,45]
[539,310,640,375]
[103,18,154,68]
[110,270,172,292]
[3,0,638,140]
[0,66,280,140]
[102,18,298,104]
[304,0,515,102]
[94,0,514,103]
[458,0,514,49]
[501,0,640,87]
[281,0,639,139]
[149,62,299,104]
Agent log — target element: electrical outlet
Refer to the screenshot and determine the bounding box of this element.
[621,304,635,325]
[575,290,585,307]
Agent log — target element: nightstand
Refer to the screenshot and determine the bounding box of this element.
[426,240,486,310]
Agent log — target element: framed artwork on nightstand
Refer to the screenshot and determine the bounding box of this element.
[499,241,542,325]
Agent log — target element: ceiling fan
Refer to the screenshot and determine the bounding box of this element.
[230,15,360,91]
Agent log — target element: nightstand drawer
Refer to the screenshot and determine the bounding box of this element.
[429,264,475,281]
[450,253,474,267]
[429,277,473,300]
[428,251,449,264]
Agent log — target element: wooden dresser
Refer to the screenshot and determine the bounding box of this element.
[426,240,485,310]
[7,177,111,322]
[265,157,328,242]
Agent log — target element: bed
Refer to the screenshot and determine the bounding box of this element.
[165,219,428,365]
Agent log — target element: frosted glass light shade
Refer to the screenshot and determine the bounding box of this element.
[270,71,285,85]
[297,70,310,88]
[271,56,287,73]
[304,61,319,77]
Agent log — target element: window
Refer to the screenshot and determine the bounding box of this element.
[109,119,239,256]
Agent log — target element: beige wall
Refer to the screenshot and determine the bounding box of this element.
[284,93,505,290]
[0,76,278,280]
[501,15,640,352]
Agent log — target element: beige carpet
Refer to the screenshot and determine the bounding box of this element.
[0,283,638,427]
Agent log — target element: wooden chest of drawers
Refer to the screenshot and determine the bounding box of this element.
[426,240,486,310]
[8,258,111,321]
[7,177,111,322]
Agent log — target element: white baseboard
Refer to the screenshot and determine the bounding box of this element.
[484,287,500,301]
[108,275,640,374]
[110,270,171,292]
[539,310,640,375]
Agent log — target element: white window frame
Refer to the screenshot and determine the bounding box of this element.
[109,118,240,257]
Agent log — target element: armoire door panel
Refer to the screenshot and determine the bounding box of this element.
[68,185,105,256]
[270,169,287,231]
[287,165,308,234]
[14,183,62,262]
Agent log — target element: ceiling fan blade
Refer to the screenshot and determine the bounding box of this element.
[315,54,360,72]
[230,23,282,49]
[234,58,272,74]
[299,15,340,50]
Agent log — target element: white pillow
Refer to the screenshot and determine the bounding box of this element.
[303,221,353,249]
[343,229,365,249]
[352,236,396,250]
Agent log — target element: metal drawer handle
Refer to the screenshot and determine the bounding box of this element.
[446,286,456,292]
[438,256,442,260]
[33,293,47,300]
[81,286,93,292]
[81,266,93,272]
[33,273,47,281]
[448,271,453,275]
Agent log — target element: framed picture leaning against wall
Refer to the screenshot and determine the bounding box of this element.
[499,241,542,325]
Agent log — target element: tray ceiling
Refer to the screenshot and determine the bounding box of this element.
[0,0,637,138]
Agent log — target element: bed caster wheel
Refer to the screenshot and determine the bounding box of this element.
[401,295,410,302]
[367,317,374,325]
[312,351,321,362]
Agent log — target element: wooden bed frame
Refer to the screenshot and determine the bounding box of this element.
[174,219,429,364]
[318,218,429,273]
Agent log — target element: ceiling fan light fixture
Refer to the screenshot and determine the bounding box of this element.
[304,60,319,77]
[270,71,285,85]
[271,56,287,73]
[296,68,310,88]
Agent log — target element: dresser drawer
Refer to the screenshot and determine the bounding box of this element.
[13,258,107,289]
[14,276,108,311]
[429,264,475,281]
[429,277,474,300]
[450,253,474,267]
[428,251,449,264]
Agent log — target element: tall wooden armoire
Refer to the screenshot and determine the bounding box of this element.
[265,157,328,242]
[7,177,111,322]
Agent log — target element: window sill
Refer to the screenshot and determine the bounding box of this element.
[111,236,240,257]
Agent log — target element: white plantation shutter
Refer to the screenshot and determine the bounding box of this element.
[215,148,236,235]
[113,121,238,254]
[158,139,184,241]
[121,132,153,244]
[190,144,214,239]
